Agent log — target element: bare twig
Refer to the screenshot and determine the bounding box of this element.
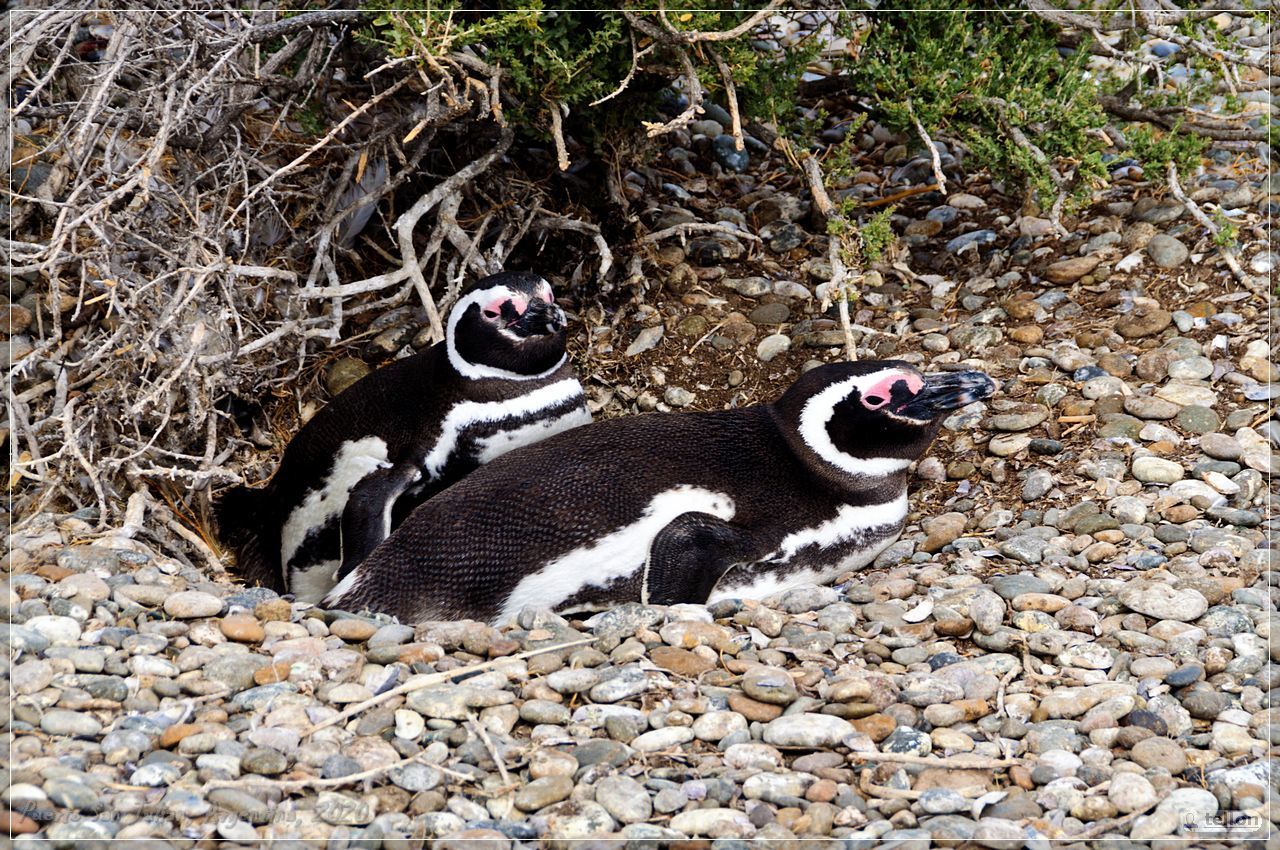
[638,221,762,246]
[591,31,653,107]
[640,46,703,139]
[303,637,594,738]
[803,153,857,362]
[548,101,571,171]
[204,749,431,793]
[537,214,614,282]
[649,0,786,43]
[905,99,946,195]
[708,47,744,152]
[1165,162,1257,290]
[394,127,515,343]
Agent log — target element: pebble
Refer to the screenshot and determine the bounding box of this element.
[1117,582,1208,621]
[1146,233,1189,268]
[1131,456,1183,483]
[163,591,223,619]
[761,714,854,748]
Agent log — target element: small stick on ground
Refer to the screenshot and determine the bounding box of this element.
[549,100,570,172]
[847,751,1024,770]
[858,769,988,801]
[1166,161,1256,290]
[1073,796,1161,840]
[468,712,512,786]
[906,99,946,195]
[709,47,744,152]
[638,221,762,246]
[803,153,857,362]
[204,749,432,793]
[303,636,595,737]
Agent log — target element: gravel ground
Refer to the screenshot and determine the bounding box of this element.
[4,54,1278,850]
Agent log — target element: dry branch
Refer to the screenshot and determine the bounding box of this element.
[905,99,946,195]
[1165,162,1257,291]
[3,8,586,559]
[803,154,857,362]
[303,637,595,738]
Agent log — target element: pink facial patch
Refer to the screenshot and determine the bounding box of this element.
[482,295,528,318]
[861,371,923,410]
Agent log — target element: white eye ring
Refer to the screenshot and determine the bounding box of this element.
[863,394,889,409]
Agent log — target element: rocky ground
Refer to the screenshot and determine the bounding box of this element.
[4,49,1279,850]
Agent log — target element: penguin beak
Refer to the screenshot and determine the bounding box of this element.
[896,371,997,421]
[514,299,566,336]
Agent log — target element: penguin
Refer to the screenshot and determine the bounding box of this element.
[215,271,592,603]
[322,360,996,625]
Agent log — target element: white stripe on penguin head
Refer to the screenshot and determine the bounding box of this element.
[446,281,567,381]
[797,369,920,478]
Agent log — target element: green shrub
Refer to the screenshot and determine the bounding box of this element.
[844,4,1110,204]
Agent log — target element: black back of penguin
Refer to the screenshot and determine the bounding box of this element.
[214,271,591,601]
[324,360,996,624]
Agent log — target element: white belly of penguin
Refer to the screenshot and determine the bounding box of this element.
[707,492,907,604]
[280,436,390,601]
[496,486,736,625]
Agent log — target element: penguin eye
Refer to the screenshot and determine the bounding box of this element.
[483,309,500,319]
[865,395,885,406]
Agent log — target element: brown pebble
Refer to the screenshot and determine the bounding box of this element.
[805,778,838,803]
[526,652,563,676]
[487,638,520,658]
[914,767,992,792]
[1008,324,1044,344]
[2,304,33,335]
[398,643,444,665]
[851,713,896,742]
[159,723,205,749]
[1,810,39,835]
[728,692,783,722]
[650,646,716,677]
[1010,765,1035,790]
[1097,353,1133,377]
[35,564,76,582]
[934,616,973,637]
[219,614,265,643]
[330,619,378,642]
[254,598,293,622]
[254,662,291,685]
[1163,504,1199,523]
[953,699,991,721]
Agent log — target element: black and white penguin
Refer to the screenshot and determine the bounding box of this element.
[323,360,996,625]
[215,271,592,603]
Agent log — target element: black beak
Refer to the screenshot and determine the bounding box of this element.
[897,371,997,420]
[513,299,566,335]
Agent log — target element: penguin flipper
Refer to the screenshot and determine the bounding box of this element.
[643,512,754,607]
[336,462,423,580]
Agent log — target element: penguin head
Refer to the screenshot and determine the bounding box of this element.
[777,360,997,482]
[446,272,569,380]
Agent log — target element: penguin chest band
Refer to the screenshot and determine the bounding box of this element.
[708,492,908,604]
[419,378,587,479]
[496,486,736,624]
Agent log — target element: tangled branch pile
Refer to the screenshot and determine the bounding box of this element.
[3,3,1271,569]
[2,5,812,562]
